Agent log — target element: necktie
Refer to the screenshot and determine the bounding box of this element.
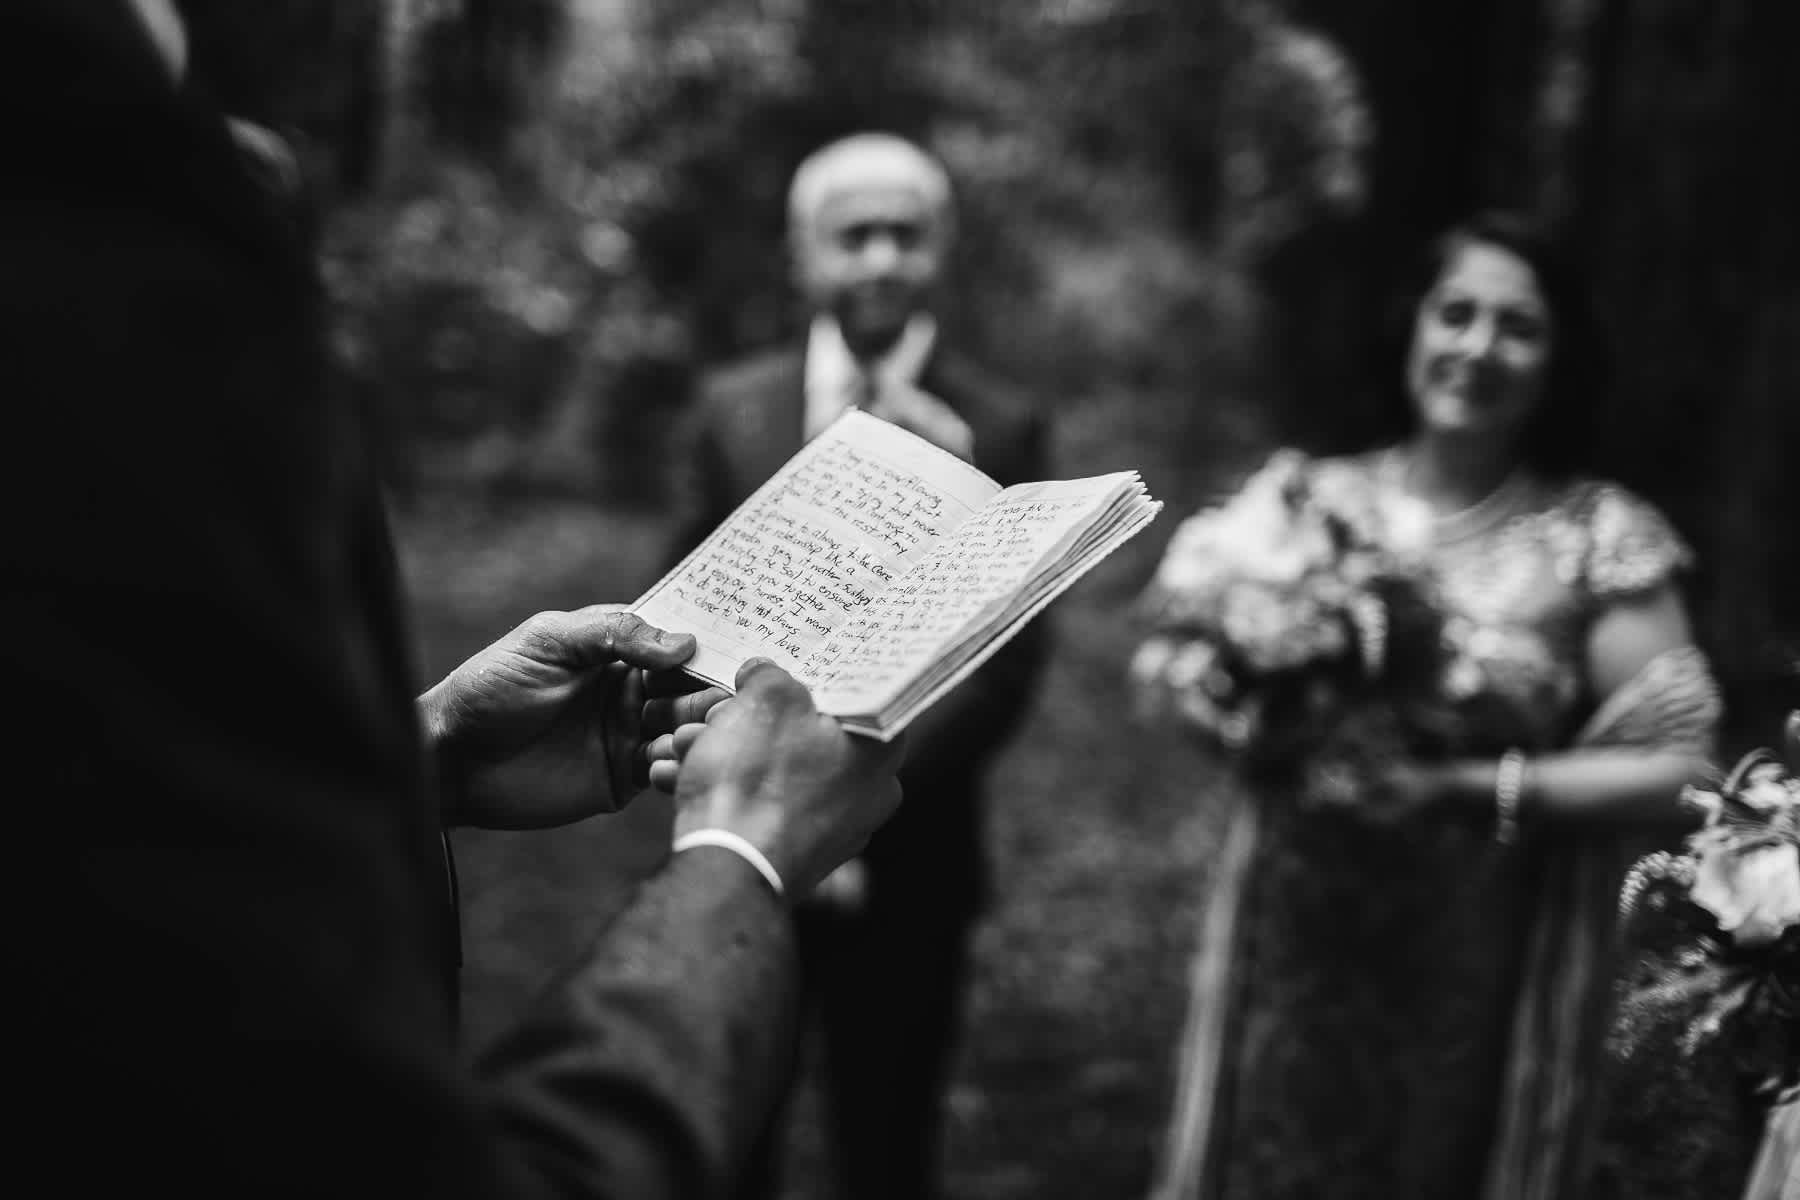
[850,367,880,415]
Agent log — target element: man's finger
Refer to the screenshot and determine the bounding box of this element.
[645,668,715,699]
[606,662,646,802]
[734,656,782,690]
[646,723,708,764]
[670,687,730,727]
[646,732,677,763]
[641,698,676,739]
[550,607,697,670]
[642,688,730,739]
[732,659,816,723]
[648,759,679,793]
[672,723,706,759]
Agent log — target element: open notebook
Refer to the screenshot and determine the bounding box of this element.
[633,410,1162,740]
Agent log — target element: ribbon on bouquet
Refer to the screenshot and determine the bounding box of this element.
[1739,1091,1798,1200]
[1147,790,1260,1200]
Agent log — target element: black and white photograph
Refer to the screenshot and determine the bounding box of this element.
[10,2,1797,1197]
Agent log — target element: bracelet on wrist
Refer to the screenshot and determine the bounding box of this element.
[1494,747,1527,846]
[673,828,786,899]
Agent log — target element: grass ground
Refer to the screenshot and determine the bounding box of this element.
[395,402,1235,1200]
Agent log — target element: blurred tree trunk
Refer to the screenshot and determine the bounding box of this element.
[1240,0,1533,453]
[1287,0,1522,296]
[415,0,568,174]
[1561,0,1800,742]
[796,0,938,133]
[303,0,389,201]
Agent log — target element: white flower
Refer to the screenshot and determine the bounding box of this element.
[1157,453,1340,590]
[1166,640,1225,691]
[1152,513,1232,595]
[1249,525,1336,588]
[1218,584,1297,666]
[1306,457,1433,563]
[1215,585,1346,673]
[1689,836,1800,948]
[1738,763,1800,813]
[1127,637,1178,690]
[1305,459,1379,529]
[1681,784,1726,822]
[1443,653,1486,700]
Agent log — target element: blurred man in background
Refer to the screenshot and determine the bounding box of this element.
[7,5,904,1197]
[664,132,1050,1200]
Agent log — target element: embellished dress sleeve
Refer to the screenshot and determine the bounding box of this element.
[1581,483,1694,599]
[1572,483,1720,755]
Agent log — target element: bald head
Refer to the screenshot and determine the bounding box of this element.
[788,134,954,358]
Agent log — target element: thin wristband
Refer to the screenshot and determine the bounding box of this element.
[1494,747,1527,846]
[672,829,786,899]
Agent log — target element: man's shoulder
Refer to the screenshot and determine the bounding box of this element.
[698,347,805,410]
[925,348,1040,436]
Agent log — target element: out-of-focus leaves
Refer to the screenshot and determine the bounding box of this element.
[318,1,1370,514]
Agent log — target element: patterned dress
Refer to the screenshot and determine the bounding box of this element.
[1152,456,1709,1200]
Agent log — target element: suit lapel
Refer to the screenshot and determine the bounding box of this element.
[768,350,808,457]
[918,348,1039,488]
[722,351,806,498]
[918,352,957,415]
[918,346,991,451]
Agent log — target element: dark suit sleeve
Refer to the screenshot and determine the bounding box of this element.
[477,851,799,1199]
[7,17,800,1198]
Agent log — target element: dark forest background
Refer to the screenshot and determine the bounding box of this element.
[231,2,1796,1196]
[265,0,1796,723]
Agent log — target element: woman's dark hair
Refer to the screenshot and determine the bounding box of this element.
[1353,210,1606,479]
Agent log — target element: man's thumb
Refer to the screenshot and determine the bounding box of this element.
[563,607,697,669]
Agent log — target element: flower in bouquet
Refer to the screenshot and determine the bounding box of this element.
[1685,756,1800,949]
[1132,450,1442,774]
[1614,746,1800,1099]
[1430,615,1579,754]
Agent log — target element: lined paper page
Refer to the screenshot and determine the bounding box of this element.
[633,412,1000,685]
[804,474,1139,709]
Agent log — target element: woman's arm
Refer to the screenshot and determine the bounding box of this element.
[1391,585,1716,827]
[1426,745,1706,826]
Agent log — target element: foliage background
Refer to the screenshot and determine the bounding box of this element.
[257,0,1799,1195]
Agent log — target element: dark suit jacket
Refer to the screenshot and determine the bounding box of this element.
[666,346,1050,905]
[7,6,795,1196]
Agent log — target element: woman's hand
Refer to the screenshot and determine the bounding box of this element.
[1351,758,1458,824]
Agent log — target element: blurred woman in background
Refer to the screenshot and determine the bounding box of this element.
[1138,211,1721,1199]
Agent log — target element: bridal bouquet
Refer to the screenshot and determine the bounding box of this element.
[1613,746,1800,1102]
[1130,450,1444,795]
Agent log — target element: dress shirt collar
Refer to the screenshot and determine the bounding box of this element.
[803,313,938,440]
